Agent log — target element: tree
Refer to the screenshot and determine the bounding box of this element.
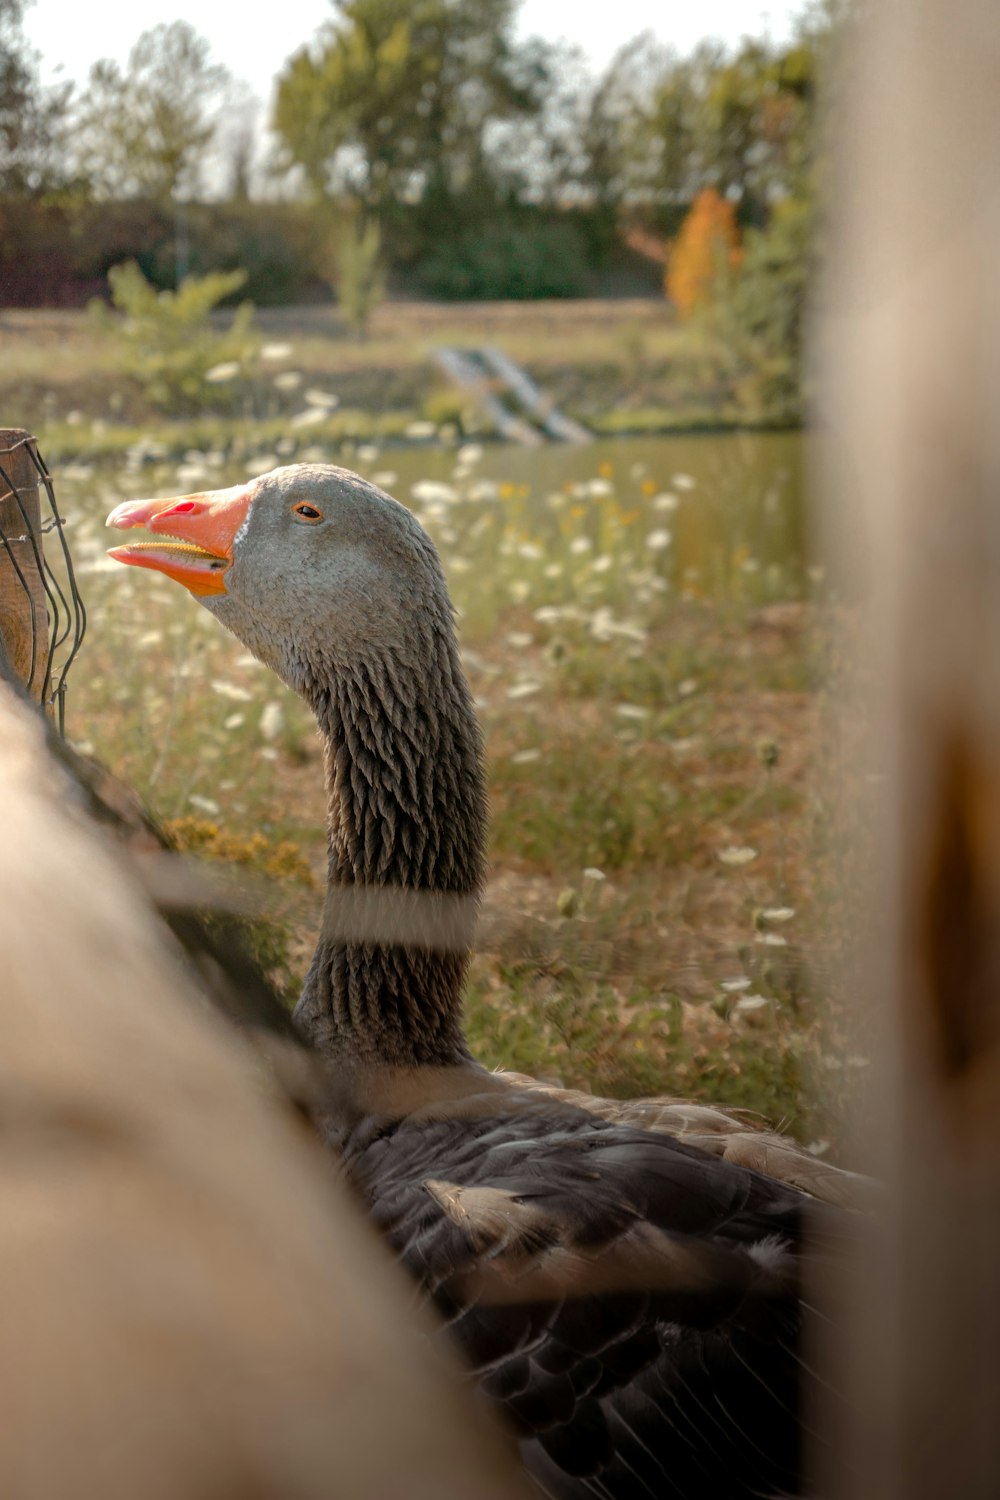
[0,0,71,195]
[272,0,550,221]
[73,22,230,203]
[666,186,741,317]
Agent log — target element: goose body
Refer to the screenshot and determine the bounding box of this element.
[108,464,855,1497]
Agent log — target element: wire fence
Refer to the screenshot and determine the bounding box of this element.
[0,432,86,732]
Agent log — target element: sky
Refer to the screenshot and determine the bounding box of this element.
[25,1,804,105]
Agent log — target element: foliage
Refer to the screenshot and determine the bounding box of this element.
[325,216,385,338]
[696,194,816,425]
[272,0,551,221]
[0,0,71,195]
[91,260,258,414]
[666,188,741,318]
[418,219,588,300]
[72,22,230,203]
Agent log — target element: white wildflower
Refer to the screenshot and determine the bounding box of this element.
[458,444,484,465]
[592,554,613,573]
[404,420,437,439]
[672,472,696,490]
[761,907,796,923]
[175,463,209,488]
[756,932,788,947]
[204,361,240,384]
[570,536,592,555]
[290,408,329,428]
[188,794,220,816]
[223,713,245,731]
[356,444,379,463]
[261,342,293,361]
[582,866,606,882]
[211,680,254,703]
[372,470,398,489]
[543,563,563,579]
[653,491,679,512]
[734,994,769,1015]
[518,543,543,561]
[259,702,285,741]
[720,977,752,993]
[136,630,163,648]
[508,580,530,604]
[588,479,613,497]
[305,388,339,410]
[506,680,542,700]
[616,703,650,721]
[511,748,541,765]
[468,480,499,501]
[678,678,698,697]
[718,846,758,867]
[273,371,303,391]
[412,480,458,505]
[646,529,672,551]
[506,631,533,649]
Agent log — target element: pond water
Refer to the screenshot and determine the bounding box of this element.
[377,429,813,603]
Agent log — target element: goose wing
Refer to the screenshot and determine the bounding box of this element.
[343,1103,831,1500]
[499,1071,874,1212]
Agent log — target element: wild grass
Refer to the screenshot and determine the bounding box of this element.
[3,300,747,448]
[45,429,861,1159]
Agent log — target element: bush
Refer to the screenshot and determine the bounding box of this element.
[324,218,385,339]
[90,260,259,414]
[666,188,742,318]
[701,195,813,424]
[417,221,589,301]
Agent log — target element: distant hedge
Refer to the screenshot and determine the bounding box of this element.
[0,198,330,308]
[416,221,590,301]
[0,196,663,308]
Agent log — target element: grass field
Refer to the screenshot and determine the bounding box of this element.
[44,424,868,1161]
[1,298,741,450]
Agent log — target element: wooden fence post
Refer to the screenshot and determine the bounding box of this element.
[0,428,48,699]
[819,3,1000,1496]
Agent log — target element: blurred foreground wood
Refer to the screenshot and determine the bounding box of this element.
[0,429,48,697]
[0,678,526,1500]
[822,2,1000,1495]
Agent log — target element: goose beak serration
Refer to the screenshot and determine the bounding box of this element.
[106,484,252,597]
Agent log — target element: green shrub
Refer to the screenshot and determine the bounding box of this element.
[417,221,589,301]
[90,259,259,413]
[325,218,385,339]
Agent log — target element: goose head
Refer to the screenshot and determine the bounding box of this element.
[107,464,453,696]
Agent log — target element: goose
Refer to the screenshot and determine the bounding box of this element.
[107,463,859,1499]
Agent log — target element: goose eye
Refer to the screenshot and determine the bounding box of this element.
[293,502,324,523]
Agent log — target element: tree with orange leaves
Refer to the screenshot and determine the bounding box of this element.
[666,188,742,317]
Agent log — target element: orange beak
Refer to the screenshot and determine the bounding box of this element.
[105,484,253,597]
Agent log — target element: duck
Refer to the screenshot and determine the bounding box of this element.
[107,463,861,1499]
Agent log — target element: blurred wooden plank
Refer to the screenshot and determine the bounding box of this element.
[0,428,48,697]
[0,677,528,1500]
[820,3,1000,1495]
